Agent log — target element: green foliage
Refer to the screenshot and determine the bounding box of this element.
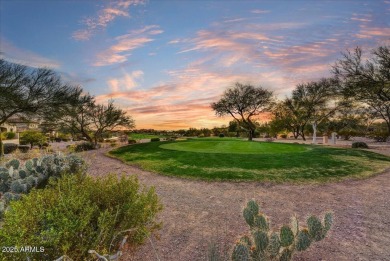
[128,139,137,144]
[5,132,16,139]
[352,142,368,149]
[219,133,225,138]
[231,200,333,261]
[3,143,18,154]
[17,145,30,153]
[75,142,95,152]
[0,154,86,218]
[0,174,162,260]
[150,137,160,142]
[20,130,47,148]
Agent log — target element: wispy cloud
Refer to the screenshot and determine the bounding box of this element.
[72,0,145,41]
[107,70,144,92]
[93,25,163,66]
[251,9,270,14]
[0,38,61,68]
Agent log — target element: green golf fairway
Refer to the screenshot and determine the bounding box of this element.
[159,140,308,154]
[109,138,390,182]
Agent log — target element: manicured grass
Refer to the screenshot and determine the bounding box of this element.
[128,133,167,140]
[160,140,307,154]
[109,138,390,182]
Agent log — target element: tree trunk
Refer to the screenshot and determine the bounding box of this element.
[293,127,299,139]
[300,126,306,141]
[312,122,318,144]
[0,128,4,157]
[248,129,254,141]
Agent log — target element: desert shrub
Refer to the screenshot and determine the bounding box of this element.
[231,200,332,261]
[150,138,160,142]
[0,174,162,260]
[128,139,137,144]
[75,142,95,152]
[41,142,49,148]
[66,144,76,153]
[3,143,18,154]
[20,130,47,148]
[5,132,16,139]
[219,133,225,138]
[368,131,388,142]
[17,145,30,153]
[352,142,368,149]
[57,133,71,142]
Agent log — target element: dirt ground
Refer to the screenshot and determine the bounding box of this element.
[83,145,390,261]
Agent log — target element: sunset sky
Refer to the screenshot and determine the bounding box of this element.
[1,0,389,130]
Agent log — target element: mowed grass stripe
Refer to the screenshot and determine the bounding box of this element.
[109,138,390,182]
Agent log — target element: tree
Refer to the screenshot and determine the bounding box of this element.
[211,83,273,141]
[45,95,134,147]
[333,46,390,139]
[325,105,372,140]
[291,78,345,144]
[270,99,310,140]
[0,59,81,156]
[89,100,135,145]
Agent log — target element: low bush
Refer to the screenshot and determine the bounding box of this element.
[5,132,16,139]
[75,142,95,152]
[20,130,47,148]
[128,139,137,144]
[17,145,30,153]
[280,134,287,139]
[3,143,18,154]
[352,142,368,149]
[219,133,225,138]
[150,138,160,142]
[0,174,162,260]
[231,200,332,261]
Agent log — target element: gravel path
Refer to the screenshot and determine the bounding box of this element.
[83,147,390,261]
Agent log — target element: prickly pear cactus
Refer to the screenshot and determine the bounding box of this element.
[0,154,86,220]
[231,200,333,261]
[5,159,20,170]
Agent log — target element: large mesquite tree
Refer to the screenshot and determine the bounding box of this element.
[211,83,273,141]
[288,78,348,144]
[333,46,390,139]
[46,94,135,146]
[271,98,311,140]
[0,59,81,156]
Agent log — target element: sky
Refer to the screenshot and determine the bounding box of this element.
[1,0,389,130]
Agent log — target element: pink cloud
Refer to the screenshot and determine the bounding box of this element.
[93,25,163,66]
[107,70,144,92]
[72,0,145,41]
